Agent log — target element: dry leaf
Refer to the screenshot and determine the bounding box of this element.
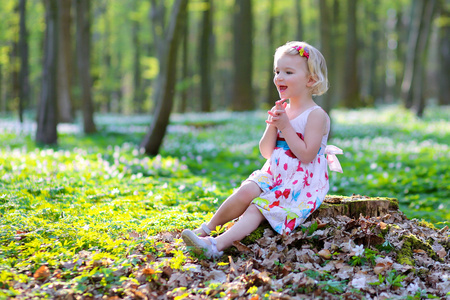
[228,256,239,277]
[232,241,251,253]
[318,249,332,260]
[206,270,227,283]
[33,265,50,281]
[226,221,235,230]
[142,268,156,276]
[413,249,426,254]
[373,262,392,275]
[379,222,387,230]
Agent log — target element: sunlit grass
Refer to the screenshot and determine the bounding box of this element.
[0,105,449,297]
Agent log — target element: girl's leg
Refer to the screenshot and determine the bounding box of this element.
[194,181,262,236]
[214,204,265,251]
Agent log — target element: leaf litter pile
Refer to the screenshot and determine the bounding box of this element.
[19,210,449,299]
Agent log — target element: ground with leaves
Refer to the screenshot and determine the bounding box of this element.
[1,106,449,299]
[14,210,450,299]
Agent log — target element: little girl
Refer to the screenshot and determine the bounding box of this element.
[182,41,343,259]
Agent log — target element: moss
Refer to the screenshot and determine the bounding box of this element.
[416,267,430,278]
[241,223,272,245]
[398,234,440,266]
[417,219,436,230]
[387,197,399,210]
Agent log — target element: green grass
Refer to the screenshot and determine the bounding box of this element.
[0,105,449,298]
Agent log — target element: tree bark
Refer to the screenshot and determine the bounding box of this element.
[75,0,96,134]
[342,0,361,108]
[36,0,58,145]
[132,4,143,113]
[179,8,189,113]
[310,195,399,220]
[319,0,332,112]
[18,0,30,123]
[437,1,450,105]
[412,0,437,117]
[231,0,253,111]
[294,0,304,41]
[265,0,279,107]
[401,0,424,109]
[199,0,212,112]
[140,0,188,156]
[366,0,380,104]
[57,0,74,123]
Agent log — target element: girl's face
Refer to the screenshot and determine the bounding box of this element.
[273,53,311,99]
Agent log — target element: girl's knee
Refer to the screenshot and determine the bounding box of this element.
[245,204,263,216]
[238,181,262,198]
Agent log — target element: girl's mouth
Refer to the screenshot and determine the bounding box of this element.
[278,85,287,92]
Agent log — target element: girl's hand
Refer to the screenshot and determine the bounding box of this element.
[266,99,289,130]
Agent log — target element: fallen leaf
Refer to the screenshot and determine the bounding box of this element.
[318,249,332,260]
[33,265,50,281]
[413,249,426,254]
[229,256,239,276]
[373,262,392,275]
[226,221,235,230]
[232,241,251,253]
[379,222,387,230]
[205,270,227,283]
[142,268,156,276]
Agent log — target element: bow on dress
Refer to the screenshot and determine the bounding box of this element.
[325,145,344,173]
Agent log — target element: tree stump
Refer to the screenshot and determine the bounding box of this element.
[310,194,399,220]
[241,195,400,244]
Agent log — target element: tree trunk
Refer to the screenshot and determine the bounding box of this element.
[331,0,344,106]
[401,0,424,109]
[36,0,58,145]
[342,0,361,108]
[366,0,380,104]
[294,0,304,41]
[132,5,143,114]
[140,0,188,156]
[265,0,279,107]
[199,0,212,112]
[75,0,96,134]
[310,195,399,220]
[231,0,253,111]
[18,0,30,123]
[12,6,20,120]
[394,9,408,102]
[437,1,450,106]
[319,0,332,112]
[179,8,189,113]
[57,0,74,123]
[412,0,437,117]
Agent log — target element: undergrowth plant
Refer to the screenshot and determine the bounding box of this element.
[0,105,448,298]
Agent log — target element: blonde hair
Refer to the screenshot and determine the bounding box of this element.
[274,41,329,96]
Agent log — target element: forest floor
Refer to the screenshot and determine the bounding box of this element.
[0,105,449,299]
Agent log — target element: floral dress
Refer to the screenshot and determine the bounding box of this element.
[247,105,342,234]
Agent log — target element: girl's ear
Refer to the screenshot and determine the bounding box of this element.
[306,75,317,87]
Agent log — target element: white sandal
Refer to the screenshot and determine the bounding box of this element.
[200,223,212,236]
[182,229,223,259]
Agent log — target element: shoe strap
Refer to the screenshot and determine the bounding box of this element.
[201,223,212,235]
[207,237,219,253]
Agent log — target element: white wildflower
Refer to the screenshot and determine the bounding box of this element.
[352,244,364,257]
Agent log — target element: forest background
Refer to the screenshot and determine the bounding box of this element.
[2,0,449,148]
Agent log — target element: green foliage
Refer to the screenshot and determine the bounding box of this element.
[385,270,407,288]
[0,106,448,297]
